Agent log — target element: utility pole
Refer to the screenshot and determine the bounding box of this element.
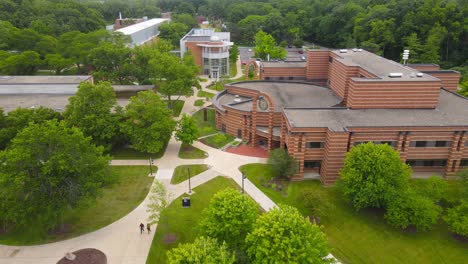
[187,167,192,194]
[241,172,246,193]
[149,157,154,176]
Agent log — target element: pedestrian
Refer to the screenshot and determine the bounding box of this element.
[139,223,144,234]
[147,223,151,234]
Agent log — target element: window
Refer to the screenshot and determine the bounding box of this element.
[435,141,450,147]
[306,142,324,148]
[415,141,427,147]
[461,159,468,167]
[465,141,468,147]
[329,56,333,63]
[304,160,321,169]
[407,160,447,167]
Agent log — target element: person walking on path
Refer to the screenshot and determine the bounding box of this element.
[146,224,151,234]
[139,223,144,234]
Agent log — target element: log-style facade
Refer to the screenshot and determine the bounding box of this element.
[213,49,467,185]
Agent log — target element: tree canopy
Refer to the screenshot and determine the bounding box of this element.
[121,90,176,153]
[267,148,298,179]
[0,120,111,229]
[175,114,199,145]
[167,236,235,264]
[245,204,330,263]
[254,30,286,60]
[339,142,411,210]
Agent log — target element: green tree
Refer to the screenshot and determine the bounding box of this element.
[385,191,441,232]
[0,107,60,149]
[121,91,176,153]
[89,42,134,84]
[339,142,411,210]
[159,22,189,47]
[229,44,239,64]
[245,205,330,263]
[254,30,286,60]
[412,176,448,203]
[403,33,424,63]
[175,114,199,145]
[267,148,298,179]
[420,24,447,63]
[167,236,235,264]
[63,82,120,151]
[0,120,111,230]
[0,51,42,75]
[444,200,468,237]
[45,54,73,75]
[199,188,258,248]
[172,13,198,29]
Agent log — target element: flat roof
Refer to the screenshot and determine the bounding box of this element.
[116,18,169,35]
[284,89,468,131]
[0,75,91,84]
[331,49,439,82]
[217,81,342,112]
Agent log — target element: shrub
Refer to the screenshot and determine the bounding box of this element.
[444,200,468,237]
[385,192,441,232]
[339,142,411,210]
[299,189,336,218]
[267,148,298,179]
[412,176,448,203]
[167,236,235,264]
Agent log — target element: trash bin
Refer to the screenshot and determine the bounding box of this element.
[182,197,191,208]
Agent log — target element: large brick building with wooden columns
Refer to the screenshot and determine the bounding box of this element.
[213,49,467,185]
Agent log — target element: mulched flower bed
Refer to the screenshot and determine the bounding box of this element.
[57,248,107,264]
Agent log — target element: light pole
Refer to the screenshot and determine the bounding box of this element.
[187,167,192,194]
[241,172,246,193]
[149,157,154,176]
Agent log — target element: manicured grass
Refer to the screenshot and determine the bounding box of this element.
[240,163,468,264]
[197,90,215,99]
[165,99,184,117]
[146,176,239,264]
[0,166,154,245]
[206,81,225,91]
[111,144,167,160]
[171,164,209,184]
[194,99,204,107]
[200,133,235,149]
[178,143,208,159]
[192,108,217,137]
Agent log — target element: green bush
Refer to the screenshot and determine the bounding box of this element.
[385,192,441,232]
[411,176,448,203]
[299,189,335,218]
[444,200,468,237]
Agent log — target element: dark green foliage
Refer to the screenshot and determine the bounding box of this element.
[444,200,468,237]
[198,188,258,248]
[175,114,199,145]
[0,120,111,231]
[411,176,449,203]
[385,192,442,232]
[299,189,335,219]
[339,142,411,210]
[267,148,298,179]
[229,44,239,64]
[158,22,189,47]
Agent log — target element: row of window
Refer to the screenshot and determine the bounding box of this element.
[302,160,468,169]
[409,141,452,147]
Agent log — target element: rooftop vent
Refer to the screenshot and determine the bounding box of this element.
[339,49,348,53]
[357,49,363,52]
[210,36,220,42]
[388,73,403,78]
[410,72,416,78]
[352,48,358,52]
[416,72,424,78]
[234,94,241,102]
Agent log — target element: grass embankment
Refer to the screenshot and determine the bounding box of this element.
[194,99,204,107]
[197,90,215,99]
[178,143,207,159]
[240,163,468,264]
[171,164,210,184]
[200,133,235,149]
[192,108,217,137]
[146,176,239,263]
[0,166,154,245]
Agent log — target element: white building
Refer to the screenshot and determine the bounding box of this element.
[180,28,233,78]
[116,18,169,47]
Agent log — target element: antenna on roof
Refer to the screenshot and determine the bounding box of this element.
[119,12,122,20]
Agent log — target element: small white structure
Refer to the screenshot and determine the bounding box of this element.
[116,18,169,47]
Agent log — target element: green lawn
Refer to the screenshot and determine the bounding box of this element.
[178,143,208,159]
[171,164,209,184]
[146,176,239,264]
[111,144,167,160]
[192,108,217,137]
[0,166,154,245]
[206,81,225,91]
[200,133,235,149]
[194,99,204,107]
[240,164,468,264]
[197,90,215,99]
[165,100,184,117]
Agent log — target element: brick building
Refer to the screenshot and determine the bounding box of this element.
[214,49,466,185]
[180,28,233,78]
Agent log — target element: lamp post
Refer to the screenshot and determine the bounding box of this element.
[187,167,192,194]
[241,172,246,193]
[149,157,154,176]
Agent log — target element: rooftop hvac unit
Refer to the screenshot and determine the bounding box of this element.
[234,94,241,102]
[357,49,363,52]
[339,49,348,53]
[388,73,403,78]
[416,73,424,77]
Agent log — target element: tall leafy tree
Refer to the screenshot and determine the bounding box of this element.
[167,236,235,264]
[158,22,189,47]
[339,142,411,210]
[175,114,199,145]
[121,91,176,153]
[89,42,134,84]
[245,205,330,263]
[267,148,298,179]
[199,188,258,248]
[0,120,111,230]
[63,82,120,151]
[254,30,286,60]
